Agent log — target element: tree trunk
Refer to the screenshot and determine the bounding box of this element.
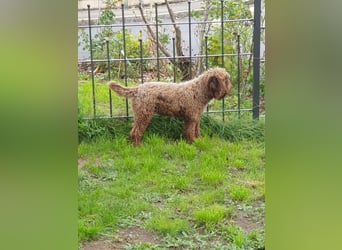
[195,0,212,75]
[164,0,191,80]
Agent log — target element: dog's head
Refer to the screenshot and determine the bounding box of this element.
[207,68,232,100]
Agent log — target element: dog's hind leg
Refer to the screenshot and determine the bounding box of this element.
[183,120,197,143]
[130,110,154,146]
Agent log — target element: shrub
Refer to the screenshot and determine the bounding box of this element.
[79,9,151,79]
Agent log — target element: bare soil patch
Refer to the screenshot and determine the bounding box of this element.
[234,201,264,233]
[82,238,116,250]
[78,157,102,169]
[81,226,161,250]
[234,210,260,232]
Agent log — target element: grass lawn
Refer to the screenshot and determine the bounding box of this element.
[78,124,265,249]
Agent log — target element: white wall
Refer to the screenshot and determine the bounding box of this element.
[78,0,173,9]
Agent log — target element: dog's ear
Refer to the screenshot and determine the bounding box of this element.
[208,76,221,99]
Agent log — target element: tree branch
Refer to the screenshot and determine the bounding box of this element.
[195,0,212,74]
[165,0,183,57]
[138,2,172,60]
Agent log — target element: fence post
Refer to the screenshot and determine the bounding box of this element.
[87,5,96,118]
[122,3,129,118]
[172,37,176,82]
[237,34,241,119]
[188,1,192,79]
[139,39,144,84]
[205,36,208,71]
[253,0,261,119]
[155,3,160,81]
[220,0,225,122]
[106,38,112,117]
[205,35,209,113]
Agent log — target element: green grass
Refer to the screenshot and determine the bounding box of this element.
[78,78,137,118]
[78,127,265,249]
[193,204,229,226]
[146,217,189,236]
[229,185,251,201]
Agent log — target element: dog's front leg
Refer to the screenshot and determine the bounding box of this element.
[194,121,201,138]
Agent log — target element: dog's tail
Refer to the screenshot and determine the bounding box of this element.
[107,82,138,98]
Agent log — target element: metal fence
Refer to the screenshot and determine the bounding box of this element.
[78,0,264,121]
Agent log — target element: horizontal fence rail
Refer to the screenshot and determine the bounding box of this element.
[78,0,265,121]
[79,53,254,64]
[78,18,255,29]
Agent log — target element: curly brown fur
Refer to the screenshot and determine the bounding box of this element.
[108,67,232,146]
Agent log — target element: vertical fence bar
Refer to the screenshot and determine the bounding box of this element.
[155,3,160,81]
[139,38,144,84]
[122,3,129,118]
[172,37,176,82]
[253,0,261,119]
[237,34,241,119]
[87,5,96,118]
[106,38,112,117]
[205,35,209,113]
[220,0,225,121]
[188,1,192,79]
[205,36,208,71]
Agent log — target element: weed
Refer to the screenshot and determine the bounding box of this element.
[124,242,160,250]
[78,214,103,241]
[247,230,265,249]
[78,119,107,141]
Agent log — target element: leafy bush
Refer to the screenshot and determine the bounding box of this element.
[79,9,151,79]
[206,0,256,95]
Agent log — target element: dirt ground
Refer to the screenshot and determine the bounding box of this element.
[81,226,161,250]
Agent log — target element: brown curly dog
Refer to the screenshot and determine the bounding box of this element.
[108,67,232,146]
